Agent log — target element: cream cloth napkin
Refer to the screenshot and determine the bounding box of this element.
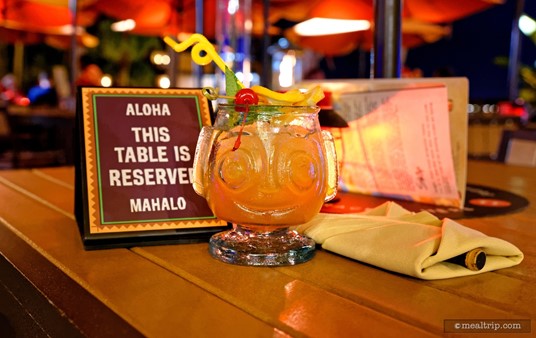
[296,202,524,280]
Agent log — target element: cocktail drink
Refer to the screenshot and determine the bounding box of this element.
[163,33,337,265]
[193,103,338,265]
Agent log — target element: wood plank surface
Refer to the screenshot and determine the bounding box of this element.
[0,161,534,337]
[134,160,534,336]
[0,170,275,337]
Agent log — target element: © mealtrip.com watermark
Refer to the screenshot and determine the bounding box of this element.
[444,319,532,334]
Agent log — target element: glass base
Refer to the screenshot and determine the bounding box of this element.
[209,225,316,266]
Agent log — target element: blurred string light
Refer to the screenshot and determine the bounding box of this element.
[227,0,240,14]
[467,103,500,114]
[157,75,171,88]
[235,71,259,87]
[518,14,536,36]
[151,51,171,66]
[101,74,113,87]
[111,19,136,32]
[518,14,536,68]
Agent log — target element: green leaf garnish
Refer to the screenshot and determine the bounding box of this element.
[225,66,240,97]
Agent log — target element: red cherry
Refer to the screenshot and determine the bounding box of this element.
[235,88,259,105]
[232,88,258,151]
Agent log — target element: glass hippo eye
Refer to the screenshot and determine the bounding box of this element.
[217,148,257,190]
[288,151,318,190]
[273,133,322,194]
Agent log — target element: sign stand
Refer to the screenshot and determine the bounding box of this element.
[74,87,229,250]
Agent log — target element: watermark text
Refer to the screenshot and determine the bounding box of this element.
[444,320,531,334]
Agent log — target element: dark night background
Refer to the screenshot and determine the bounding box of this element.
[406,0,536,102]
[320,0,536,103]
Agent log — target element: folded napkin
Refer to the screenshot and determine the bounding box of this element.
[296,202,524,280]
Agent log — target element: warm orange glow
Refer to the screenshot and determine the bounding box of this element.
[0,0,503,50]
[285,0,373,55]
[360,123,393,141]
[294,18,371,36]
[278,280,369,335]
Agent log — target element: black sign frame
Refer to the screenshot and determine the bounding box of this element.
[75,87,229,250]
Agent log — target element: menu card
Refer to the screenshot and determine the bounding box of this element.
[299,78,468,208]
[75,87,228,249]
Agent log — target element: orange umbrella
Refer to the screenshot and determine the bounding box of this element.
[90,0,216,38]
[0,0,503,52]
[285,19,452,56]
[0,26,43,44]
[263,0,503,25]
[273,0,503,56]
[403,0,505,23]
[0,0,98,47]
[92,0,173,35]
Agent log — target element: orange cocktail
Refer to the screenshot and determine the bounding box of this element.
[164,33,337,265]
[206,106,331,228]
[193,103,338,265]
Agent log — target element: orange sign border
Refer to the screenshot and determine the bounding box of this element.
[75,87,228,249]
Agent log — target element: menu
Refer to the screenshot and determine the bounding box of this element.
[299,78,468,208]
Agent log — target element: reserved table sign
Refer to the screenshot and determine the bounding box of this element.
[75,87,228,249]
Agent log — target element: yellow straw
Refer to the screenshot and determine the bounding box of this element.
[163,33,323,105]
[163,34,245,89]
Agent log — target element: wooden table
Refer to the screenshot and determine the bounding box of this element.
[0,161,534,337]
